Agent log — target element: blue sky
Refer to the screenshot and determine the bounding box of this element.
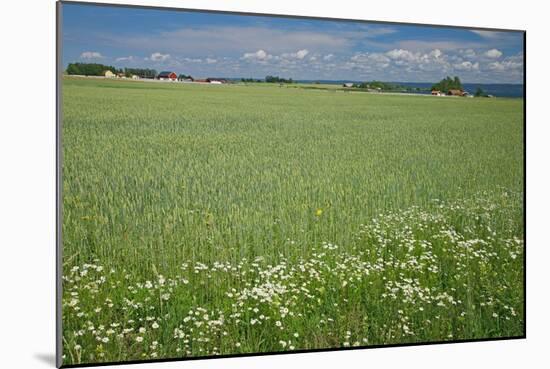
[62,3,524,83]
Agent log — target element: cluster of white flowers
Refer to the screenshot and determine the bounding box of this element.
[62,192,523,365]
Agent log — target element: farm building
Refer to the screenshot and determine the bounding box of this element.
[131,75,139,80]
[104,70,115,78]
[431,90,442,96]
[343,82,354,88]
[157,71,178,81]
[206,78,227,84]
[447,89,465,96]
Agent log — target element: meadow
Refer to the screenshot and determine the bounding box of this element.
[61,77,524,365]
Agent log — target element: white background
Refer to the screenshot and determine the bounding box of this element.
[0,0,547,368]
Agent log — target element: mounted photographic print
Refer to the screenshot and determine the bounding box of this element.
[57,1,525,367]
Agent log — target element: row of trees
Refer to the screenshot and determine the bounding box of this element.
[431,76,463,92]
[65,63,160,78]
[65,63,118,76]
[265,75,293,83]
[240,76,295,83]
[124,68,157,79]
[241,78,263,83]
[351,81,400,90]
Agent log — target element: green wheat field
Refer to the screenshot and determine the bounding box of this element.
[61,77,524,365]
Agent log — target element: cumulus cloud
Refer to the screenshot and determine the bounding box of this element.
[150,52,170,61]
[323,54,334,61]
[242,49,311,64]
[459,49,477,58]
[206,58,217,64]
[485,48,503,58]
[342,47,519,80]
[182,57,202,63]
[351,52,389,64]
[295,49,309,59]
[488,59,522,71]
[280,49,309,60]
[115,56,134,62]
[453,61,479,71]
[430,49,443,59]
[471,30,507,40]
[242,49,272,61]
[386,49,418,61]
[80,51,102,59]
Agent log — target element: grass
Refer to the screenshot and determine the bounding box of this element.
[61,77,524,365]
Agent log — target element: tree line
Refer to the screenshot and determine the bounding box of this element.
[66,63,118,76]
[239,76,294,83]
[65,63,158,78]
[265,75,293,83]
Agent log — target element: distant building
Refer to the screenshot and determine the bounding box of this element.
[447,89,465,96]
[131,75,140,80]
[193,78,226,84]
[157,71,177,81]
[431,90,442,96]
[343,82,354,88]
[206,78,226,84]
[104,70,115,78]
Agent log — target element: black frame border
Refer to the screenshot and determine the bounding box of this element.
[56,1,527,367]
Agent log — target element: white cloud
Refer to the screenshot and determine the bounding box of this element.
[485,48,503,58]
[115,56,134,62]
[453,61,479,71]
[80,51,102,59]
[242,49,272,61]
[429,49,442,59]
[488,59,522,71]
[323,54,334,61]
[281,49,309,60]
[206,58,217,64]
[471,30,507,40]
[150,52,170,62]
[296,49,309,59]
[396,40,485,51]
[182,57,202,63]
[386,49,419,62]
[351,52,390,64]
[459,49,477,58]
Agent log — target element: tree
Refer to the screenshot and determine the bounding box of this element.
[431,76,463,93]
[475,87,485,97]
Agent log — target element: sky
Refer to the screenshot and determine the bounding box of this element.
[61,3,524,83]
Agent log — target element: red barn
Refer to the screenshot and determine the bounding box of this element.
[157,71,177,81]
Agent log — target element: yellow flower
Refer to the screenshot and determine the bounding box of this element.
[315,208,323,216]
